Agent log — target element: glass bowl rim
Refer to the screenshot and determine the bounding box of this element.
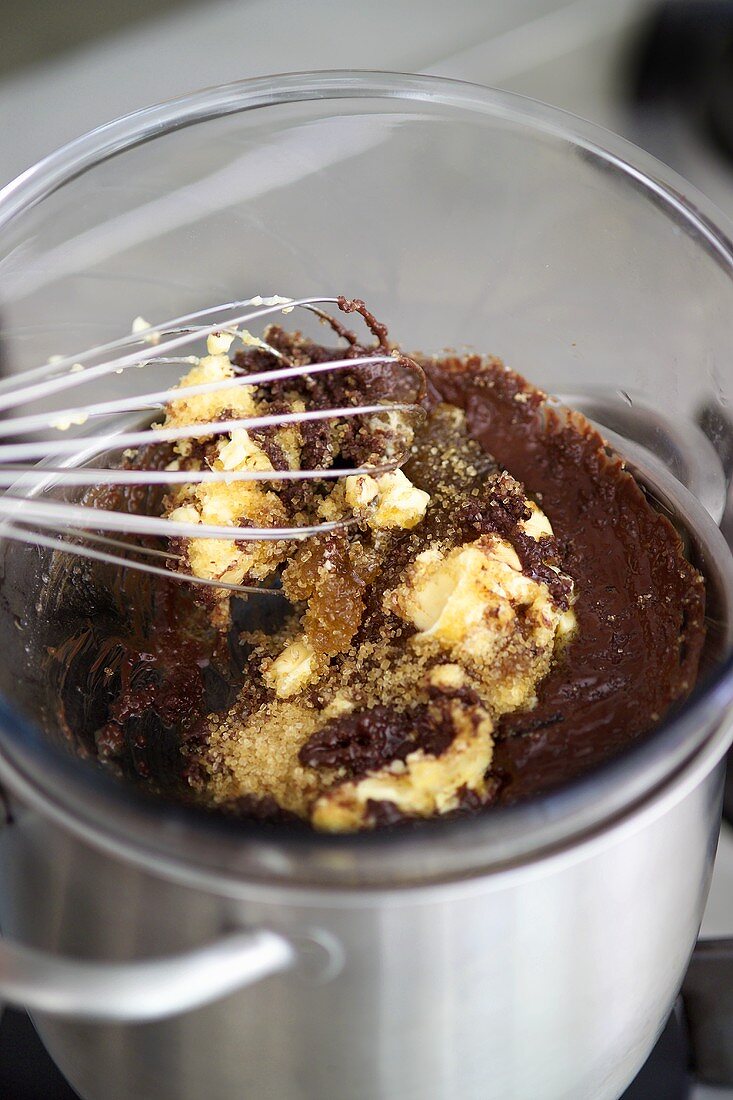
[0,68,732,894]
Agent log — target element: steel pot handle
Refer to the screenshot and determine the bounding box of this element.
[0,927,295,1022]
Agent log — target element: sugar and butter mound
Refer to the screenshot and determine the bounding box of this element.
[158,313,577,831]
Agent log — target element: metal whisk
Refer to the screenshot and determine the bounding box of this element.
[0,296,424,594]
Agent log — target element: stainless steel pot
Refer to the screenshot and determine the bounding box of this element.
[0,73,733,1100]
[0,732,727,1100]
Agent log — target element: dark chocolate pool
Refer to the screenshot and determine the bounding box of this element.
[423,356,704,804]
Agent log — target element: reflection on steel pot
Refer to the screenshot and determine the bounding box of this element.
[0,73,732,1100]
[0,766,726,1100]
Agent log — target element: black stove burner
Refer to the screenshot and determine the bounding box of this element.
[0,1002,692,1100]
[621,1000,691,1100]
[0,1010,79,1099]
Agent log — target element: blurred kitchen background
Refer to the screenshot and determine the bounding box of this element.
[2,1,733,1097]
[1,0,733,218]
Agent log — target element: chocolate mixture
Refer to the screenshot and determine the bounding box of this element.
[45,319,706,824]
[421,357,705,803]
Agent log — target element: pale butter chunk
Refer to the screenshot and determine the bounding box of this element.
[206,331,236,355]
[344,469,429,530]
[312,668,494,832]
[165,352,258,428]
[392,541,539,640]
[264,635,319,699]
[521,499,554,539]
[132,315,160,344]
[385,532,576,713]
[217,428,273,472]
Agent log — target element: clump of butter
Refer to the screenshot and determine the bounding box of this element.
[385,530,575,714]
[312,665,493,832]
[163,336,260,430]
[344,469,429,530]
[264,635,319,699]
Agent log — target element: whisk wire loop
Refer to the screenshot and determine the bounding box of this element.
[0,297,423,595]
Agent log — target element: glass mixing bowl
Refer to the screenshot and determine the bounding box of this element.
[0,70,731,887]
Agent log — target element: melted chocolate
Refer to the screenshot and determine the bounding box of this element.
[422,355,706,804]
[300,696,463,777]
